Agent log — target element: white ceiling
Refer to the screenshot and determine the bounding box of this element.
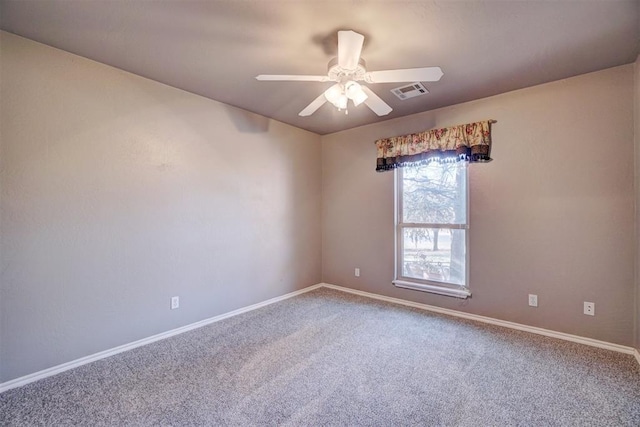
[1,0,638,135]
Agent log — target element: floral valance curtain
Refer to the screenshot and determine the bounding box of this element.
[375,120,494,172]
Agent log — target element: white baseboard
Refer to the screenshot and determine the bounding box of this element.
[320,283,639,358]
[2,281,638,393]
[0,284,323,394]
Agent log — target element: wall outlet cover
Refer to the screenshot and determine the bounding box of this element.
[584,301,595,316]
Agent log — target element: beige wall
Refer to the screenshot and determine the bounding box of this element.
[322,65,636,346]
[1,29,637,384]
[0,32,322,382]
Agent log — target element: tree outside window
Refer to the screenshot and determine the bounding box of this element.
[398,161,467,287]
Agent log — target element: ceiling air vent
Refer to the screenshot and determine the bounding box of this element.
[391,82,429,100]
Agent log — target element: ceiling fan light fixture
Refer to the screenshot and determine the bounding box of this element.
[344,81,360,98]
[345,81,368,106]
[352,92,368,107]
[335,94,348,110]
[324,84,342,105]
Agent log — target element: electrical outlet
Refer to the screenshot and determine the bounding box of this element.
[528,294,538,307]
[584,302,595,316]
[171,296,179,310]
[355,268,360,277]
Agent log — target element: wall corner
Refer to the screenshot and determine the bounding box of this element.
[634,54,640,350]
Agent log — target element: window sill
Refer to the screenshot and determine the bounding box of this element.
[393,280,471,299]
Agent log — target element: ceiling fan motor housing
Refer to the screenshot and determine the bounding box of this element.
[327,57,367,83]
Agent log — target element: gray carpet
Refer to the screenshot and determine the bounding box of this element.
[1,287,639,426]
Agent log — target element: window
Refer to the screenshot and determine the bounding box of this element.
[394,161,470,298]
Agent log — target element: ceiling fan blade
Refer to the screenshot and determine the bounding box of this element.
[366,67,444,83]
[361,86,392,116]
[256,75,329,82]
[299,92,328,116]
[338,30,364,70]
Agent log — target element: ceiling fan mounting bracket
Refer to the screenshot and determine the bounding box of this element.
[327,57,367,83]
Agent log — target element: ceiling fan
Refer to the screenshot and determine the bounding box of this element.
[256,30,443,117]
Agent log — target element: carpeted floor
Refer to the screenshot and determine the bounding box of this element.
[1,287,639,426]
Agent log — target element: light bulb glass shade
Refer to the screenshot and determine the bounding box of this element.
[344,81,368,106]
[324,85,342,104]
[344,81,361,99]
[336,94,348,109]
[351,90,368,106]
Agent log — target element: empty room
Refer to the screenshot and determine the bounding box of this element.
[1,0,639,425]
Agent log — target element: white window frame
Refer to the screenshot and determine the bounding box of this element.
[393,162,471,299]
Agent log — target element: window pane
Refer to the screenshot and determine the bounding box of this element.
[401,227,466,286]
[402,162,467,224]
